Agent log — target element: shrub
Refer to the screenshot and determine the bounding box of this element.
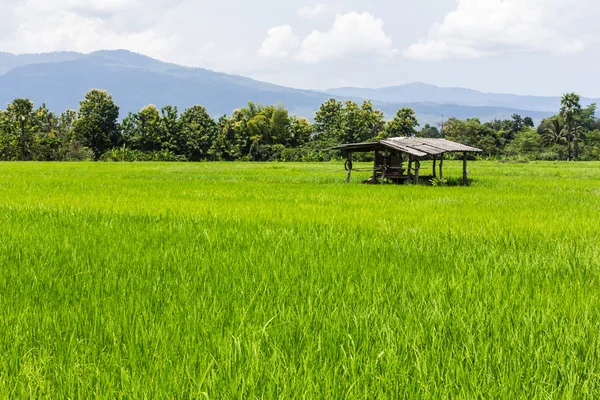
[100,147,186,162]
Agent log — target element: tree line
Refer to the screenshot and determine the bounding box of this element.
[1,89,598,162]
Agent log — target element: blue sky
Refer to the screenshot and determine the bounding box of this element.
[1,0,598,96]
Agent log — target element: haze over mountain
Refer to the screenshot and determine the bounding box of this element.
[0,50,565,124]
[325,84,600,113]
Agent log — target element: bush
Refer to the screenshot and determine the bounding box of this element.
[62,142,95,161]
[100,147,186,162]
[537,151,561,161]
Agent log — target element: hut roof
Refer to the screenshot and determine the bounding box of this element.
[331,137,483,158]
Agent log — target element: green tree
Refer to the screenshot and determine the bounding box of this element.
[178,105,218,161]
[314,99,344,141]
[209,115,240,161]
[359,101,385,141]
[57,109,91,161]
[159,105,182,154]
[505,128,541,157]
[7,98,34,160]
[418,124,442,138]
[523,117,535,128]
[541,117,567,147]
[0,109,16,160]
[122,105,163,151]
[444,117,500,156]
[268,106,292,146]
[510,114,524,136]
[578,103,597,131]
[289,116,313,147]
[32,103,60,160]
[74,89,120,159]
[383,108,419,139]
[560,93,582,160]
[341,101,366,144]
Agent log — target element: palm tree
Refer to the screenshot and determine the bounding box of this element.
[573,125,585,159]
[560,93,581,161]
[7,98,34,160]
[541,117,567,147]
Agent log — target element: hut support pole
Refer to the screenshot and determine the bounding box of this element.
[415,160,420,184]
[372,152,378,182]
[408,157,413,181]
[382,148,389,184]
[439,154,444,180]
[346,152,353,184]
[462,152,468,186]
[433,156,437,179]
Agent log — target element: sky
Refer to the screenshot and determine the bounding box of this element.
[1,0,599,97]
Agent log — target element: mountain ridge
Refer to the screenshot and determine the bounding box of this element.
[325,83,599,112]
[0,50,559,124]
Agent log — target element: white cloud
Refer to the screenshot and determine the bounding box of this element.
[405,0,588,60]
[297,4,330,20]
[0,0,182,56]
[259,25,299,59]
[259,11,397,63]
[297,12,397,63]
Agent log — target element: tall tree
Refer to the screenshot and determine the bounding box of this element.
[57,109,82,160]
[122,105,163,151]
[314,99,344,142]
[74,90,120,159]
[341,101,366,144]
[444,117,500,156]
[32,103,60,160]
[210,115,239,161]
[289,116,313,148]
[560,93,582,160]
[0,109,15,160]
[7,98,34,160]
[159,105,182,154]
[178,105,218,161]
[418,124,442,138]
[541,116,567,147]
[523,117,535,128]
[359,101,386,141]
[383,108,419,139]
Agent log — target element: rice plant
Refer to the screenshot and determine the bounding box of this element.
[0,161,599,398]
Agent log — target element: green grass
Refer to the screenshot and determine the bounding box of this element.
[0,161,599,399]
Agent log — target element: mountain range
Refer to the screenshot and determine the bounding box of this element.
[1,50,597,125]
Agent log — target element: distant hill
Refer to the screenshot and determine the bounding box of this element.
[326,83,600,113]
[0,51,84,75]
[0,50,556,124]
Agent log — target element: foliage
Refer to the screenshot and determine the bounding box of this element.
[122,104,163,152]
[381,107,419,139]
[560,92,582,160]
[430,176,447,186]
[443,117,501,155]
[505,128,541,157]
[73,89,120,159]
[100,147,186,162]
[418,123,442,138]
[1,90,599,162]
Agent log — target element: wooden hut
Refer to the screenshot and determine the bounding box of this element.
[331,137,483,185]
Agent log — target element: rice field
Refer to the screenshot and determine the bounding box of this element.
[0,161,599,398]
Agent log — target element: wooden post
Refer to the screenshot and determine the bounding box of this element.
[415,160,420,184]
[381,148,389,185]
[372,151,378,182]
[408,157,413,180]
[439,153,444,180]
[346,152,353,184]
[432,156,437,179]
[462,152,468,186]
